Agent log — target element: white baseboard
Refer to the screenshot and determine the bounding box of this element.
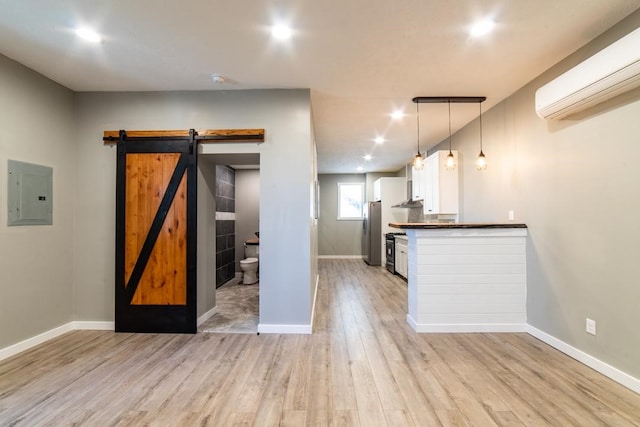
[407,314,418,331]
[309,274,319,333]
[197,306,218,326]
[318,255,363,259]
[72,321,115,330]
[0,322,75,362]
[526,325,640,394]
[257,323,312,334]
[407,315,527,333]
[0,320,116,362]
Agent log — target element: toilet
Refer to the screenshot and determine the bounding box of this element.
[240,238,259,284]
[240,258,259,284]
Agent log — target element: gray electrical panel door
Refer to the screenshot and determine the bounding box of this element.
[7,159,53,226]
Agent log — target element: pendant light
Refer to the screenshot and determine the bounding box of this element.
[413,100,424,170]
[445,100,456,170]
[412,96,486,171]
[476,101,487,170]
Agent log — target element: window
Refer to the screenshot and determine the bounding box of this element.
[337,182,364,220]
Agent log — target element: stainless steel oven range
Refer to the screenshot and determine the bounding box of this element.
[385,232,405,274]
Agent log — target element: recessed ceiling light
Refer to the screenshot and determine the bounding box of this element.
[271,25,293,40]
[391,110,404,120]
[75,27,102,43]
[470,19,495,38]
[357,166,364,171]
[364,154,372,161]
[374,136,385,144]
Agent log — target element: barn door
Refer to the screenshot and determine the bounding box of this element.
[115,130,197,333]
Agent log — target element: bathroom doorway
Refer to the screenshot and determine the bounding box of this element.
[197,152,260,333]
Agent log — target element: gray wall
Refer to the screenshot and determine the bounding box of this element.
[74,89,317,329]
[198,91,317,329]
[439,9,640,379]
[0,55,76,349]
[197,159,217,317]
[318,174,365,256]
[235,169,260,270]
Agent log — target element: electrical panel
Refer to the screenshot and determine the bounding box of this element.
[7,159,53,226]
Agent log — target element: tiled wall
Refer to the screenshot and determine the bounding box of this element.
[215,165,235,287]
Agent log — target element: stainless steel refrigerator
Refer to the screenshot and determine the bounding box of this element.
[362,201,382,265]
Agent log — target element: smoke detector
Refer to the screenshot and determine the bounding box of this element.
[210,74,226,84]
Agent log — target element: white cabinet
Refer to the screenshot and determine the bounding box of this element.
[422,150,459,215]
[411,166,424,200]
[395,236,408,279]
[373,177,405,207]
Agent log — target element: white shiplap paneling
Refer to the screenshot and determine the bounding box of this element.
[407,227,527,332]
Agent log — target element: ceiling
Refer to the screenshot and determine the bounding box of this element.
[1,1,639,173]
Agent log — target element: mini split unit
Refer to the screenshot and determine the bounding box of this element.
[535,27,640,119]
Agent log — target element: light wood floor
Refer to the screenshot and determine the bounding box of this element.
[1,260,639,426]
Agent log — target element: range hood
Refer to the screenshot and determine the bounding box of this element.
[392,180,423,208]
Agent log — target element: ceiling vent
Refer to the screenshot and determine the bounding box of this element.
[535,27,640,119]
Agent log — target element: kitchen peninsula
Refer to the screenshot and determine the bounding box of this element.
[390,223,528,333]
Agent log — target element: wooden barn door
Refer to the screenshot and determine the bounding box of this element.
[115,130,197,333]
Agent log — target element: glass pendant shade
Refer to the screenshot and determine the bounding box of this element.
[413,152,425,170]
[445,150,456,170]
[445,101,456,170]
[476,150,487,170]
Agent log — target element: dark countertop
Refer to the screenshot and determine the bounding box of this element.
[389,222,527,229]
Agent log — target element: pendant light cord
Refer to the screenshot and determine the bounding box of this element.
[448,100,452,153]
[416,101,420,155]
[479,101,483,152]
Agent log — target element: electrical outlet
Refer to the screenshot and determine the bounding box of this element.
[508,210,515,221]
[586,318,597,335]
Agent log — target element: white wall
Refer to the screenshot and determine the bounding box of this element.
[440,10,640,379]
[0,55,76,349]
[74,89,317,330]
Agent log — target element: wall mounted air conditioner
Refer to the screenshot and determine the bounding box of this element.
[535,27,640,119]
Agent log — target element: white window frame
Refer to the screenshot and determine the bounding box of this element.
[337,182,365,220]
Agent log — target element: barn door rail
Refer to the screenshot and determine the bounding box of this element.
[103,128,265,144]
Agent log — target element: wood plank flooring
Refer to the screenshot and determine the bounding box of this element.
[1,259,639,426]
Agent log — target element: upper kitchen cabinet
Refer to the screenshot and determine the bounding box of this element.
[373,177,406,206]
[373,176,405,203]
[422,150,459,216]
